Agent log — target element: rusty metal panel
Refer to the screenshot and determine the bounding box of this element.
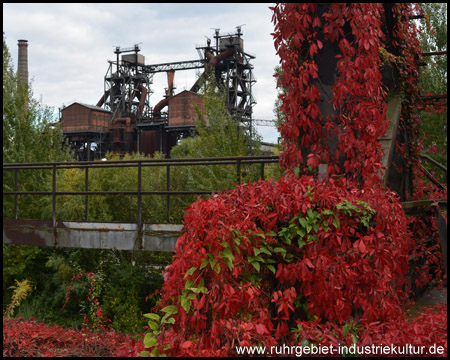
[140,130,159,156]
[62,103,111,133]
[168,91,205,126]
[122,54,145,65]
[62,103,89,133]
[3,220,55,247]
[142,224,182,252]
[3,219,182,252]
[57,222,140,250]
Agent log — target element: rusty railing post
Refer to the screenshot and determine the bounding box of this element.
[237,158,241,185]
[166,164,171,223]
[260,162,265,181]
[52,164,56,228]
[137,161,142,234]
[85,166,89,221]
[14,168,18,220]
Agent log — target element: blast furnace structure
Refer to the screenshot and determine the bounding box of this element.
[60,27,256,161]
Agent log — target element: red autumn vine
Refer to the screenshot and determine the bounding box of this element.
[142,174,417,356]
[139,3,446,357]
[273,3,389,187]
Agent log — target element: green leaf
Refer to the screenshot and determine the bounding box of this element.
[161,305,178,315]
[181,297,192,313]
[343,323,351,336]
[221,247,234,262]
[250,261,261,272]
[259,246,272,256]
[144,333,157,348]
[253,231,266,238]
[307,235,317,242]
[165,317,175,325]
[267,264,276,274]
[148,320,159,331]
[184,266,197,278]
[313,223,320,233]
[273,247,287,258]
[144,313,160,322]
[333,217,340,229]
[299,217,307,228]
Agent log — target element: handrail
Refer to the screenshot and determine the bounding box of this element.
[3,156,280,225]
[2,155,279,168]
[419,154,447,173]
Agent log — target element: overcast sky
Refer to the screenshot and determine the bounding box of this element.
[3,3,281,143]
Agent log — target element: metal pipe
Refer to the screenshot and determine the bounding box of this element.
[167,70,175,97]
[96,89,110,107]
[190,49,234,93]
[152,70,175,117]
[137,85,147,118]
[153,98,169,117]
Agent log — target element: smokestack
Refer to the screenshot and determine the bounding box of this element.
[17,39,29,86]
[18,39,29,111]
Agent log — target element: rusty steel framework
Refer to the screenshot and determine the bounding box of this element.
[62,28,257,160]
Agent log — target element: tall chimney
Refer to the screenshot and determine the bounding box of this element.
[17,39,29,86]
[17,39,29,110]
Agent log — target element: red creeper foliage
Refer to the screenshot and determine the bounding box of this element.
[143,174,423,356]
[3,316,145,357]
[140,3,446,357]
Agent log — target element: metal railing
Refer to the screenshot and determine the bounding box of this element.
[3,156,280,228]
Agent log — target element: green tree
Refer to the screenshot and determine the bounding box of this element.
[417,4,447,180]
[3,33,70,164]
[273,65,286,131]
[171,74,258,159]
[169,74,265,202]
[3,33,71,220]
